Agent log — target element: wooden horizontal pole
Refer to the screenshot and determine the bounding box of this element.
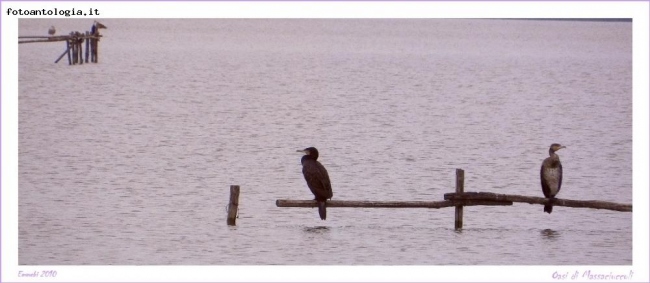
[19,35,64,39]
[19,35,103,44]
[19,39,65,44]
[276,199,512,209]
[19,35,103,39]
[444,192,632,212]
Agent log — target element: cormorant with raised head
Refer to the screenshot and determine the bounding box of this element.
[91,21,107,35]
[297,147,333,220]
[540,143,566,214]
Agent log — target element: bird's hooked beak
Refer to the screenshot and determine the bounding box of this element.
[296,149,308,155]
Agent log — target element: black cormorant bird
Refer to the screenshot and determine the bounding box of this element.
[297,147,333,220]
[540,143,566,214]
[91,21,107,35]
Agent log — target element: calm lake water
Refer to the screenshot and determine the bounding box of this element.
[18,19,632,265]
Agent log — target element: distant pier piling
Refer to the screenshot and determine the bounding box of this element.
[19,30,103,65]
[85,31,90,63]
[65,39,72,65]
[227,185,240,226]
[276,168,631,229]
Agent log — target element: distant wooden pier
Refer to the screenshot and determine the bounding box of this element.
[19,30,103,65]
[276,168,632,229]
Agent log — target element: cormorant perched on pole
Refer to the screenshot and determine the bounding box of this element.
[540,143,566,214]
[91,20,107,35]
[297,147,333,220]
[48,26,56,35]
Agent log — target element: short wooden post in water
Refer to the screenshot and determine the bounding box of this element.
[455,168,464,230]
[227,185,240,226]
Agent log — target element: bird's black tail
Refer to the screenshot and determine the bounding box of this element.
[544,198,554,214]
[318,201,327,220]
[544,205,553,214]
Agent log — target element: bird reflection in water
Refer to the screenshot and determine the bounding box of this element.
[303,226,330,233]
[541,228,560,240]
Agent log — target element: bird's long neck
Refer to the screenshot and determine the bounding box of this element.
[301,155,314,164]
[548,150,560,165]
